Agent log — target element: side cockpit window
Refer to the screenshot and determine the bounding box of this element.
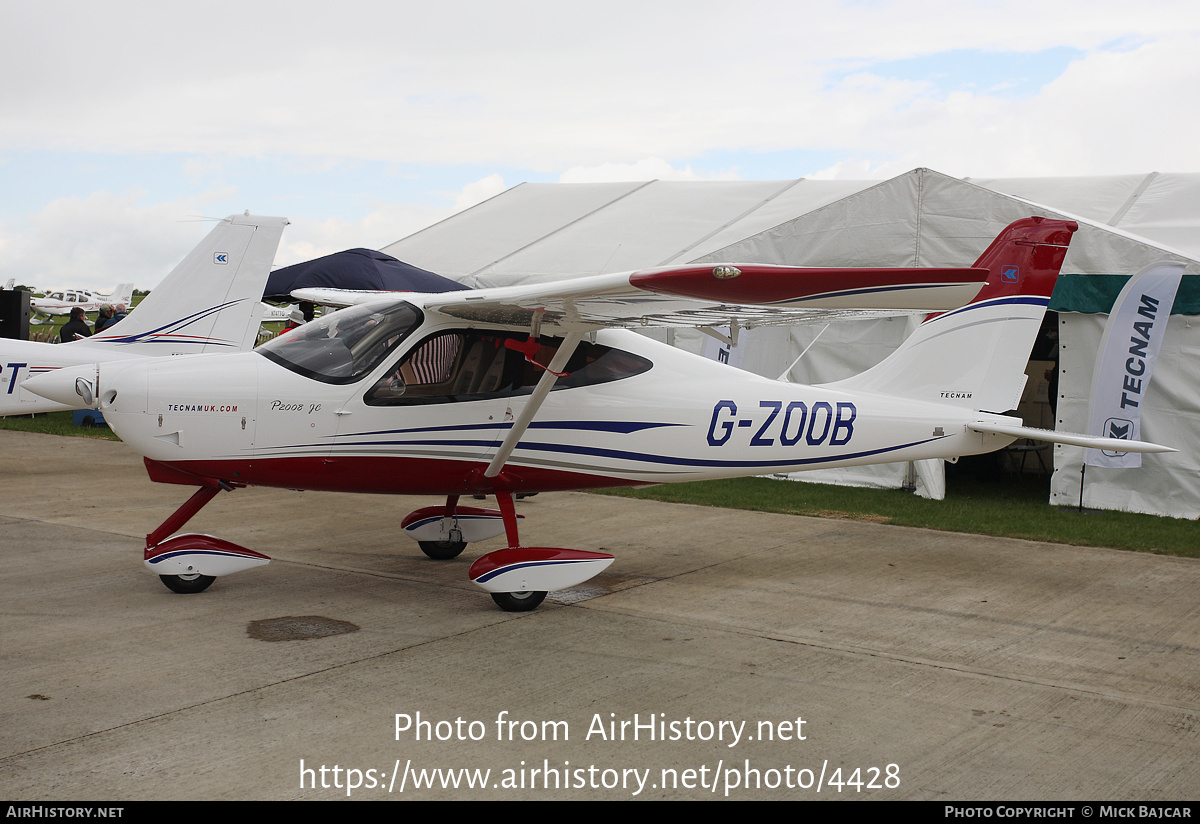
[366,330,651,406]
[370,331,468,400]
[258,301,423,384]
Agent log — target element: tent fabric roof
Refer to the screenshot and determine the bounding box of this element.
[965,172,1200,259]
[382,169,1200,292]
[382,179,877,283]
[684,169,1200,313]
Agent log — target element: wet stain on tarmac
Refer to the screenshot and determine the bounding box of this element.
[247,615,360,642]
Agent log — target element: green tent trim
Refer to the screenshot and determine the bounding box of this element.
[1048,274,1200,315]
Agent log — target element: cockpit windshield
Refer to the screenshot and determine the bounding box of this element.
[257,301,423,384]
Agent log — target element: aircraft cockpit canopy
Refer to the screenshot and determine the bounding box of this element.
[257,300,423,384]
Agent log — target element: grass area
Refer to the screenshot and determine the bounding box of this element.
[0,410,121,440]
[26,293,146,342]
[593,458,1200,558]
[29,296,287,346]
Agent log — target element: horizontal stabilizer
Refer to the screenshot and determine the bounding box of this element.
[969,421,1176,454]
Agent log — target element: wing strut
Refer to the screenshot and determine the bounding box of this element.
[484,331,584,479]
[699,321,740,348]
[777,323,831,381]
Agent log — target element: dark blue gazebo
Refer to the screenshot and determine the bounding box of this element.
[263,248,470,301]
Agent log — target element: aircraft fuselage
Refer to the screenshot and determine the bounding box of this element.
[97,308,1014,495]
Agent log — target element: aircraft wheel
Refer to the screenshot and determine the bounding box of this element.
[491,590,547,612]
[419,540,467,560]
[159,573,216,594]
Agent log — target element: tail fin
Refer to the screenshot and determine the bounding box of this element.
[82,214,287,355]
[108,282,135,307]
[825,217,1078,413]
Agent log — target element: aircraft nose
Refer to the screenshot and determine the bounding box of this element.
[23,364,99,407]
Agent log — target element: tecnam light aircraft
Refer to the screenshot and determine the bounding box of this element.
[27,217,1173,610]
[1,214,287,417]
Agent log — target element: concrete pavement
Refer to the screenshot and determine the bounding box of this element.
[1,430,1197,800]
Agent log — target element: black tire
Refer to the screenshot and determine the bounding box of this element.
[418,540,467,560]
[491,590,547,612]
[159,573,216,594]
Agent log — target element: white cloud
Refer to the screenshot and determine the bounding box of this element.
[276,200,454,268]
[559,158,739,183]
[453,174,506,212]
[1,0,1199,276]
[0,192,455,291]
[0,163,520,290]
[5,1,1195,171]
[274,175,507,267]
[812,34,1200,179]
[0,190,236,291]
[806,160,894,180]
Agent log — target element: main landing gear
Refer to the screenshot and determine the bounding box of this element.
[401,494,516,559]
[477,490,548,612]
[403,492,547,609]
[144,485,610,613]
[402,491,615,612]
[417,539,468,560]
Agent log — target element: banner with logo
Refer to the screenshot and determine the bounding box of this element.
[1085,261,1184,468]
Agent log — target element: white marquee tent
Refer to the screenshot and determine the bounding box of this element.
[382,168,1200,519]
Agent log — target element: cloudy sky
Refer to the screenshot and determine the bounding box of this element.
[2,0,1198,290]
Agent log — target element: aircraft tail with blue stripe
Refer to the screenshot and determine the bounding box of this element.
[825,217,1077,415]
[84,214,288,354]
[2,214,288,417]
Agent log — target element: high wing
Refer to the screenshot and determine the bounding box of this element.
[294,264,987,333]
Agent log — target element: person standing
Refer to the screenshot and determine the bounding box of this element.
[60,306,92,342]
[94,304,115,333]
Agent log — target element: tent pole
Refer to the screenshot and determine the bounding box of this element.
[1078,463,1086,512]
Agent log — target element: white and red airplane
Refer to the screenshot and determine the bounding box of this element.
[26,217,1174,610]
[1,214,287,417]
[30,284,136,320]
